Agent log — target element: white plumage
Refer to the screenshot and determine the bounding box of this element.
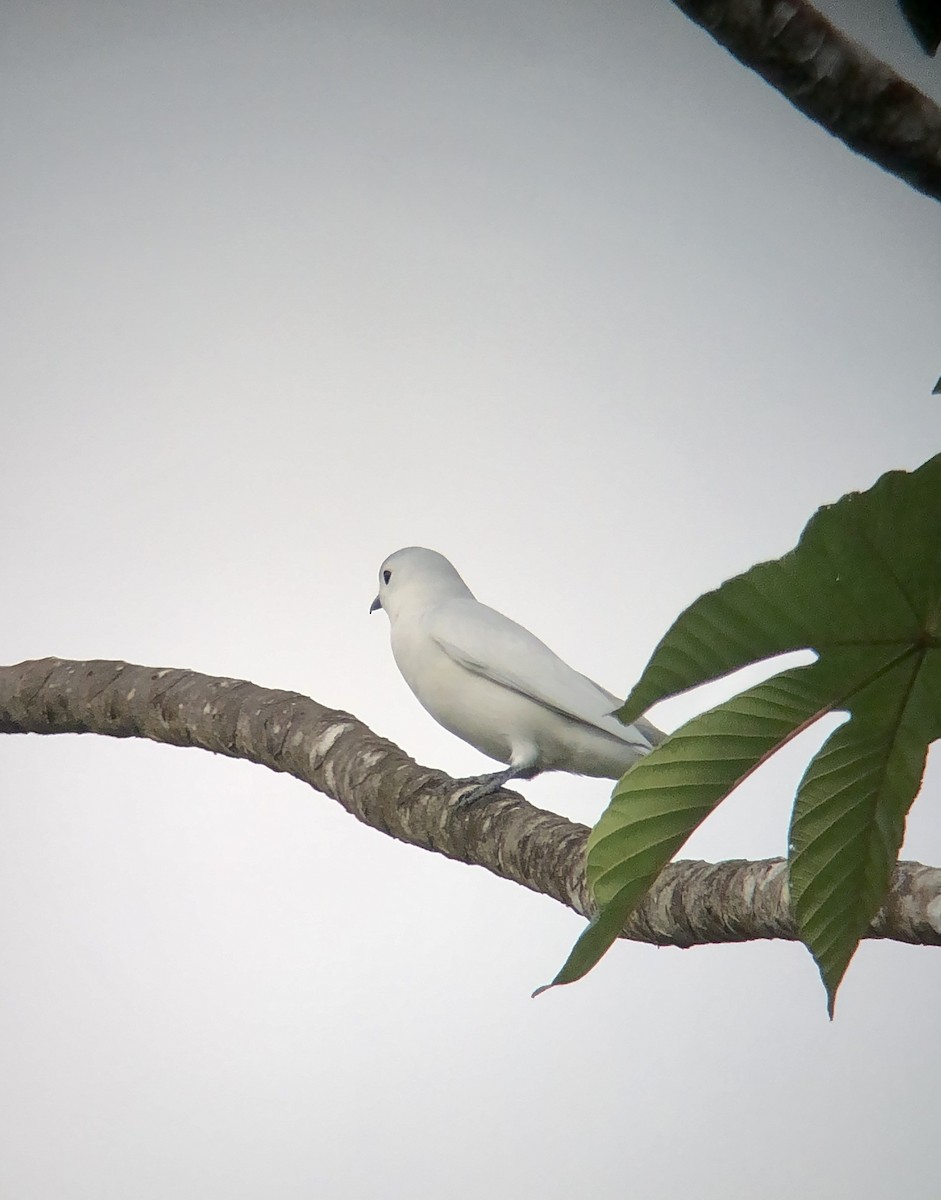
[370,547,663,801]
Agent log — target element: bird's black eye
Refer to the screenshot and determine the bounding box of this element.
[383,569,391,585]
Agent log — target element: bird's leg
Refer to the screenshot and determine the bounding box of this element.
[454,764,540,808]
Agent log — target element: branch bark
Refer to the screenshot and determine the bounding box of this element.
[1,658,939,950]
[670,0,941,202]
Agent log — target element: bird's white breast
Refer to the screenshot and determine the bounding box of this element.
[390,615,522,765]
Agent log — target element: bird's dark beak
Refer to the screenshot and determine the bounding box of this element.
[369,595,381,614]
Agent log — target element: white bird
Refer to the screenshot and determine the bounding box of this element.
[370,547,664,803]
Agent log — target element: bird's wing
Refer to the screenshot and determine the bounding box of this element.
[426,598,659,750]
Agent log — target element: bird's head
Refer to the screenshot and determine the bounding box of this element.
[370,547,473,623]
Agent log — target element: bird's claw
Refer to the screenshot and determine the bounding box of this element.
[454,780,500,808]
[453,767,523,808]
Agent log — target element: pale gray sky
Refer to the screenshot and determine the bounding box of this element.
[1,2,939,1197]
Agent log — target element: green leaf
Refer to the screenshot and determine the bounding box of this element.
[789,649,941,1014]
[534,904,628,994]
[898,0,941,56]
[549,455,941,1006]
[617,455,941,725]
[545,648,906,991]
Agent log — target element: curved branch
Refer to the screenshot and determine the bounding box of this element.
[671,0,941,202]
[1,658,939,949]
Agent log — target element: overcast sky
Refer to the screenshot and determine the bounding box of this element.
[2,2,940,1197]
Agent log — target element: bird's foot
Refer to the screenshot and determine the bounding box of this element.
[453,766,536,809]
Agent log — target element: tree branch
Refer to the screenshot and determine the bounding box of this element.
[670,0,941,202]
[1,658,938,950]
